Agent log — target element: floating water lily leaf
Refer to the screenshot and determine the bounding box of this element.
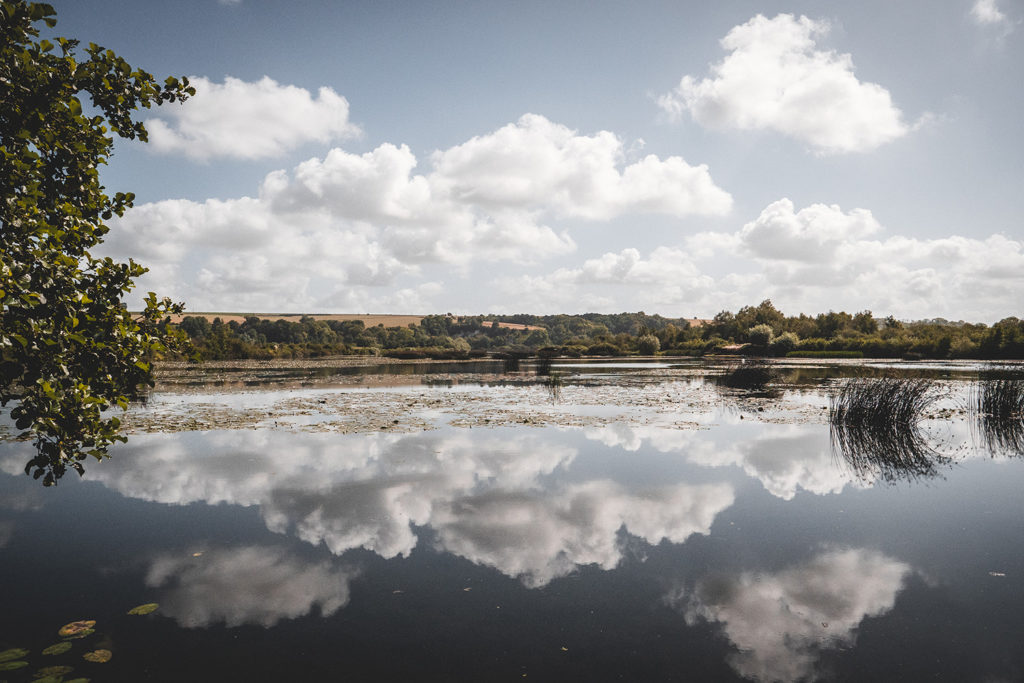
[127,602,159,615]
[61,628,95,640]
[34,664,74,676]
[0,648,29,662]
[32,675,64,683]
[82,649,111,664]
[0,660,29,671]
[42,642,73,656]
[58,620,96,637]
[64,678,92,683]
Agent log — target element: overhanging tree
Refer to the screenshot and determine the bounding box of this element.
[1,1,194,484]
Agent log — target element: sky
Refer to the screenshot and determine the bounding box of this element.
[46,0,1024,321]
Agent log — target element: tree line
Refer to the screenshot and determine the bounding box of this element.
[173,301,1024,361]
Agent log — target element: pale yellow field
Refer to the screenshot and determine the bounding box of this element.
[167,313,425,328]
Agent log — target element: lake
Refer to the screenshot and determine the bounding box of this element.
[1,358,1023,682]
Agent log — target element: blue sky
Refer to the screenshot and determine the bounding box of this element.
[49,0,1024,321]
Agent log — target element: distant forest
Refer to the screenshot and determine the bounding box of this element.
[170,300,1024,361]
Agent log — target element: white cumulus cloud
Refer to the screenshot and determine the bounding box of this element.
[145,76,361,160]
[431,114,732,219]
[659,14,914,154]
[737,198,882,262]
[972,0,1008,25]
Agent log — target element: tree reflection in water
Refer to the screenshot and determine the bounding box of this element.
[829,378,952,482]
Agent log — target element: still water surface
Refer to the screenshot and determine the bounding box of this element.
[1,361,1022,681]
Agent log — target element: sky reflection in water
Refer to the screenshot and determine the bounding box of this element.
[1,398,1023,681]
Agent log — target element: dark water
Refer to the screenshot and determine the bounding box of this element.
[2,367,1023,681]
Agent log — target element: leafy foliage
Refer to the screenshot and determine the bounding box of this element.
[0,1,194,484]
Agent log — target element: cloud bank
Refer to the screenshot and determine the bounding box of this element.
[499,198,1024,321]
[106,114,731,311]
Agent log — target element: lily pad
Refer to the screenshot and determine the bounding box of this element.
[34,665,74,677]
[61,628,95,640]
[58,620,96,638]
[65,679,92,683]
[0,660,29,671]
[81,649,111,664]
[42,642,73,656]
[0,648,29,662]
[127,602,159,616]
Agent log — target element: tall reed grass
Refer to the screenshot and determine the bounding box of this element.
[829,378,947,481]
[973,376,1024,456]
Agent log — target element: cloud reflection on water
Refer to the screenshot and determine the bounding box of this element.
[585,423,864,500]
[83,429,734,586]
[431,479,734,587]
[146,545,358,628]
[670,547,913,682]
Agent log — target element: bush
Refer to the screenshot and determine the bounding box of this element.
[770,332,799,356]
[747,324,774,346]
[637,334,661,355]
[586,342,621,356]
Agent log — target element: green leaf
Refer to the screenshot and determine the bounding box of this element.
[42,642,73,655]
[34,664,75,677]
[0,648,30,662]
[127,602,159,615]
[81,650,111,664]
[58,620,96,638]
[0,660,29,671]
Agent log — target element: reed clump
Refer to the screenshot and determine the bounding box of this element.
[829,378,947,482]
[545,372,563,404]
[973,376,1024,456]
[717,360,777,391]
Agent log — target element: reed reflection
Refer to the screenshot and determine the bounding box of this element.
[828,378,952,482]
[973,376,1024,457]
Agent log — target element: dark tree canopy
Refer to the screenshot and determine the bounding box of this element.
[0,1,194,484]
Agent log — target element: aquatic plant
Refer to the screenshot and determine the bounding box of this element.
[83,649,112,663]
[717,360,777,391]
[546,372,564,404]
[829,378,949,482]
[973,376,1024,456]
[128,602,160,616]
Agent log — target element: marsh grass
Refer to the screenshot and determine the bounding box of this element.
[829,378,950,481]
[972,376,1024,456]
[545,372,563,404]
